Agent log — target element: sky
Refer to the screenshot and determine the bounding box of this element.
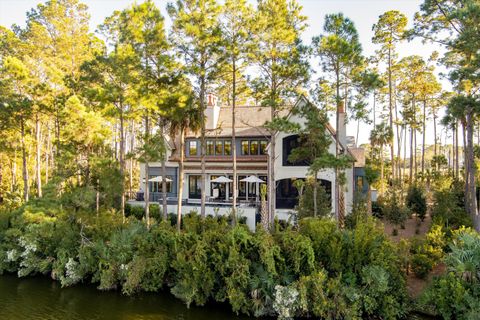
[0,0,449,147]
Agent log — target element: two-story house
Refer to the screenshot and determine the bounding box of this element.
[137,94,366,228]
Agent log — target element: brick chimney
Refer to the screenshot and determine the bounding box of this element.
[204,93,220,130]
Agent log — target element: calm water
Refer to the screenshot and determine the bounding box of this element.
[0,274,253,320]
[0,274,436,320]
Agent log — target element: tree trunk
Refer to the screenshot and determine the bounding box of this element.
[388,47,395,182]
[200,78,207,219]
[20,117,29,202]
[462,120,468,208]
[466,110,479,231]
[395,91,401,182]
[177,128,185,232]
[403,125,407,183]
[129,120,135,198]
[269,114,276,228]
[313,172,318,218]
[380,145,384,193]
[159,118,168,221]
[144,114,150,227]
[119,109,126,223]
[421,100,426,175]
[35,114,42,198]
[455,121,459,178]
[45,121,51,184]
[367,184,372,215]
[11,149,17,192]
[414,127,418,179]
[409,127,414,184]
[0,161,3,202]
[433,111,437,159]
[231,59,237,225]
[334,69,343,226]
[96,178,100,216]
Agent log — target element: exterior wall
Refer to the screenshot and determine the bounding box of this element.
[273,111,339,214]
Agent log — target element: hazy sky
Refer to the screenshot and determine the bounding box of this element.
[0,0,448,146]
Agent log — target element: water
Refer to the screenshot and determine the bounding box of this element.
[0,275,437,320]
[0,274,253,320]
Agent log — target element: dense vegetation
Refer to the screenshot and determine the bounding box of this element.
[0,196,408,319]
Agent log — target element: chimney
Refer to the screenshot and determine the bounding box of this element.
[338,101,347,148]
[207,93,218,107]
[204,93,220,130]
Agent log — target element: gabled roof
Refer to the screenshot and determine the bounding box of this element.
[283,94,357,161]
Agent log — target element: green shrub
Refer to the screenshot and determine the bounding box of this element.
[411,254,433,279]
[295,181,331,219]
[432,187,471,231]
[420,229,480,319]
[0,198,409,319]
[406,185,427,221]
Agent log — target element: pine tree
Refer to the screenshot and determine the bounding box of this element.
[312,12,364,226]
[251,0,309,228]
[168,0,223,219]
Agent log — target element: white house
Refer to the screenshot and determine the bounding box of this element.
[136,95,366,228]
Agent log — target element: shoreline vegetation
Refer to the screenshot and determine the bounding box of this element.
[1,192,478,319]
[1,198,411,319]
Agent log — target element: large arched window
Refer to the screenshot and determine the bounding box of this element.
[282,135,309,166]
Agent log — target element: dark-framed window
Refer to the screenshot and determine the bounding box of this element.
[282,135,309,166]
[206,140,214,155]
[224,140,232,155]
[240,139,268,155]
[215,140,223,155]
[188,175,201,199]
[250,140,259,155]
[241,140,249,155]
[260,140,268,155]
[188,141,197,155]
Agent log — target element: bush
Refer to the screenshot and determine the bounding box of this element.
[406,185,427,221]
[0,200,409,319]
[382,192,410,231]
[432,189,472,231]
[295,181,331,219]
[420,229,480,319]
[371,200,383,218]
[411,254,433,279]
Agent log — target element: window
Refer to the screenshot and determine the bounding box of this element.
[224,140,231,155]
[189,141,197,156]
[188,175,201,199]
[148,176,173,194]
[241,140,249,155]
[356,176,364,191]
[282,135,309,166]
[215,140,223,155]
[260,140,267,155]
[206,140,214,155]
[250,140,259,155]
